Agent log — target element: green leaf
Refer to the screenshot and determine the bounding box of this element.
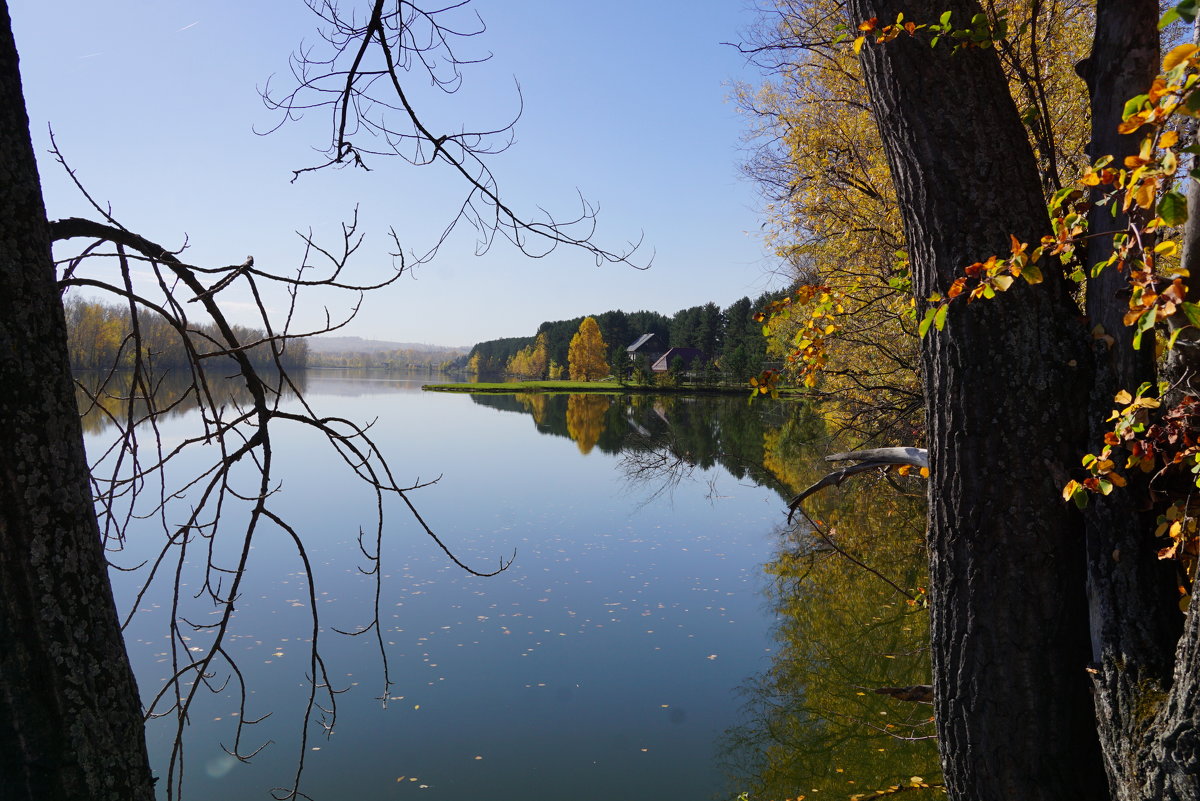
[939,10,952,26]
[1122,94,1150,121]
[918,308,936,338]
[1160,190,1189,227]
[1133,309,1156,350]
[933,304,949,331]
[1182,301,1200,328]
[1022,263,1043,284]
[1050,186,1076,210]
[1161,0,1199,29]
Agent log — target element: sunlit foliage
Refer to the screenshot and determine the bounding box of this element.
[507,332,550,378]
[63,295,308,372]
[567,316,610,381]
[738,0,1093,443]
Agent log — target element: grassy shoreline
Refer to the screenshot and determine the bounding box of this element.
[421,379,802,396]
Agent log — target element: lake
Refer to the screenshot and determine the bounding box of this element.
[82,370,939,800]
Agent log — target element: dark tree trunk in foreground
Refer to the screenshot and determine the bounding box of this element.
[847,1,1105,799]
[1079,4,1193,800]
[0,3,155,799]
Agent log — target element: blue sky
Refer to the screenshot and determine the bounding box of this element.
[11,1,781,348]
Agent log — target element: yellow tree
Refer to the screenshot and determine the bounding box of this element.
[738,0,1092,443]
[567,316,609,380]
[506,332,549,378]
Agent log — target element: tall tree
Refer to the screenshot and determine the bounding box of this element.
[0,1,155,797]
[841,1,1200,799]
[568,316,610,380]
[846,0,1100,798]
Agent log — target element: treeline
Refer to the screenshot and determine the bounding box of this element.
[64,296,308,372]
[459,290,787,380]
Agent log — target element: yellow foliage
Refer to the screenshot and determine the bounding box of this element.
[565,394,609,454]
[738,0,1092,443]
[507,332,549,378]
[567,316,609,381]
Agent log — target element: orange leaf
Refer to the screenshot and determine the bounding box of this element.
[1118,114,1147,135]
[1148,76,1171,103]
[1165,43,1200,71]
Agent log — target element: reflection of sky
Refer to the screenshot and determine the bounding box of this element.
[96,376,784,800]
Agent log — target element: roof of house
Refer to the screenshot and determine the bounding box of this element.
[652,347,706,371]
[627,333,660,353]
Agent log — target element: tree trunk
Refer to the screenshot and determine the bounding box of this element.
[1079,5,1191,799]
[0,3,155,799]
[1165,21,1200,405]
[846,1,1106,798]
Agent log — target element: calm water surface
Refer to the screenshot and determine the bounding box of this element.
[89,372,811,800]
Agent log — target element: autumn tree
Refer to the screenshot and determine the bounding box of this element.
[506,331,549,378]
[747,0,1200,799]
[738,0,1092,442]
[567,316,609,380]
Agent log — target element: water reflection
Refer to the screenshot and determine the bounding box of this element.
[470,393,813,501]
[565,395,610,454]
[74,369,307,435]
[470,390,941,797]
[83,373,938,799]
[721,475,942,798]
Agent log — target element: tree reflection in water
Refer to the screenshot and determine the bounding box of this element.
[721,475,942,799]
[74,369,306,436]
[565,394,611,454]
[471,389,942,798]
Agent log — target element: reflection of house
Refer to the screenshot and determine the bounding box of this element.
[652,347,706,373]
[627,333,664,366]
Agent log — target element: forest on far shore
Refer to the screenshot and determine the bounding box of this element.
[456,289,789,381]
[63,295,308,372]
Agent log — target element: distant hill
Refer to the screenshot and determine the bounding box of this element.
[308,336,467,355]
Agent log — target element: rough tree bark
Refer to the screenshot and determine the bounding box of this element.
[0,2,156,799]
[1078,4,1192,799]
[846,0,1200,798]
[846,1,1105,799]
